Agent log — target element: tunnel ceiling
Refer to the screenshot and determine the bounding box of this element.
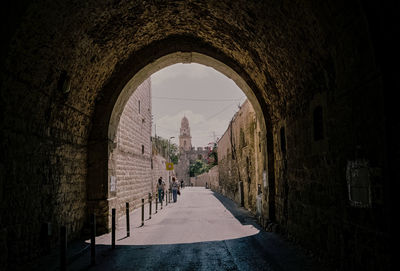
[3,0,343,134]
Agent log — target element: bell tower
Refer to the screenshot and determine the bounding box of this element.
[179,116,192,152]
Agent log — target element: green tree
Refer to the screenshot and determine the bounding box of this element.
[189,159,209,177]
[207,143,218,166]
[169,143,179,164]
[152,136,179,164]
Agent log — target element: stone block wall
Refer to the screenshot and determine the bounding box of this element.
[151,154,171,193]
[0,1,391,270]
[191,166,218,188]
[271,15,390,269]
[108,79,171,220]
[217,100,264,214]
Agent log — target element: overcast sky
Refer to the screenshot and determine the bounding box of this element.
[151,63,246,147]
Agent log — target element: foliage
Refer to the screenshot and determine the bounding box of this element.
[189,159,209,177]
[189,143,218,177]
[207,143,218,166]
[152,136,179,164]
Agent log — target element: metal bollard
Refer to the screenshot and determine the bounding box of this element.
[141,198,144,226]
[126,202,130,237]
[112,208,116,249]
[165,191,168,206]
[149,193,152,219]
[60,226,67,271]
[90,214,96,266]
[155,193,158,213]
[161,193,163,209]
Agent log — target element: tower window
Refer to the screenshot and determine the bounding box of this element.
[313,106,324,141]
[138,100,141,114]
[142,145,144,154]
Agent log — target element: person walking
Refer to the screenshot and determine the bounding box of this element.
[157,177,165,203]
[171,177,180,203]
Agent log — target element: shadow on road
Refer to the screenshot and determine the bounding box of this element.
[212,190,260,228]
[67,235,298,271]
[32,189,329,271]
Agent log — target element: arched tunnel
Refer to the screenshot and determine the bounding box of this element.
[0,1,394,270]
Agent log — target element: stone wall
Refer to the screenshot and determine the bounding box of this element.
[217,100,264,214]
[191,166,219,188]
[151,154,171,193]
[176,147,210,186]
[109,79,171,222]
[0,1,391,270]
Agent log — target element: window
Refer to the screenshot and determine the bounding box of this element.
[313,106,324,141]
[141,145,144,154]
[280,127,286,155]
[138,100,141,114]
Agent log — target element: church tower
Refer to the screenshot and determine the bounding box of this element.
[179,116,192,152]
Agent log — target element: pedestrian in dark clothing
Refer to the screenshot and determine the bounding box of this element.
[157,177,165,203]
[171,177,180,202]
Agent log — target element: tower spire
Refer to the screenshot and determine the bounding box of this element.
[179,116,192,151]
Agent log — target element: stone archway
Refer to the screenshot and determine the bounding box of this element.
[1,1,391,269]
[87,37,275,233]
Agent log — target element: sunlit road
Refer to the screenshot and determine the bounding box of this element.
[69,187,323,271]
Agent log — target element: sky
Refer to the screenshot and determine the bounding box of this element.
[151,63,247,147]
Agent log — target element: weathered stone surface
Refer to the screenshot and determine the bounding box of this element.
[0,1,392,270]
[217,100,264,214]
[109,78,171,223]
[191,166,219,188]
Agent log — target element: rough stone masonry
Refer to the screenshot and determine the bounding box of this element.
[0,1,394,270]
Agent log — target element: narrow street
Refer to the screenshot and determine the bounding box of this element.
[59,187,325,271]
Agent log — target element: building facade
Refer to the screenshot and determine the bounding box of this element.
[217,100,264,215]
[108,78,170,221]
[175,116,210,185]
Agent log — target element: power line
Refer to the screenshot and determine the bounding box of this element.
[152,96,245,102]
[156,125,178,133]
